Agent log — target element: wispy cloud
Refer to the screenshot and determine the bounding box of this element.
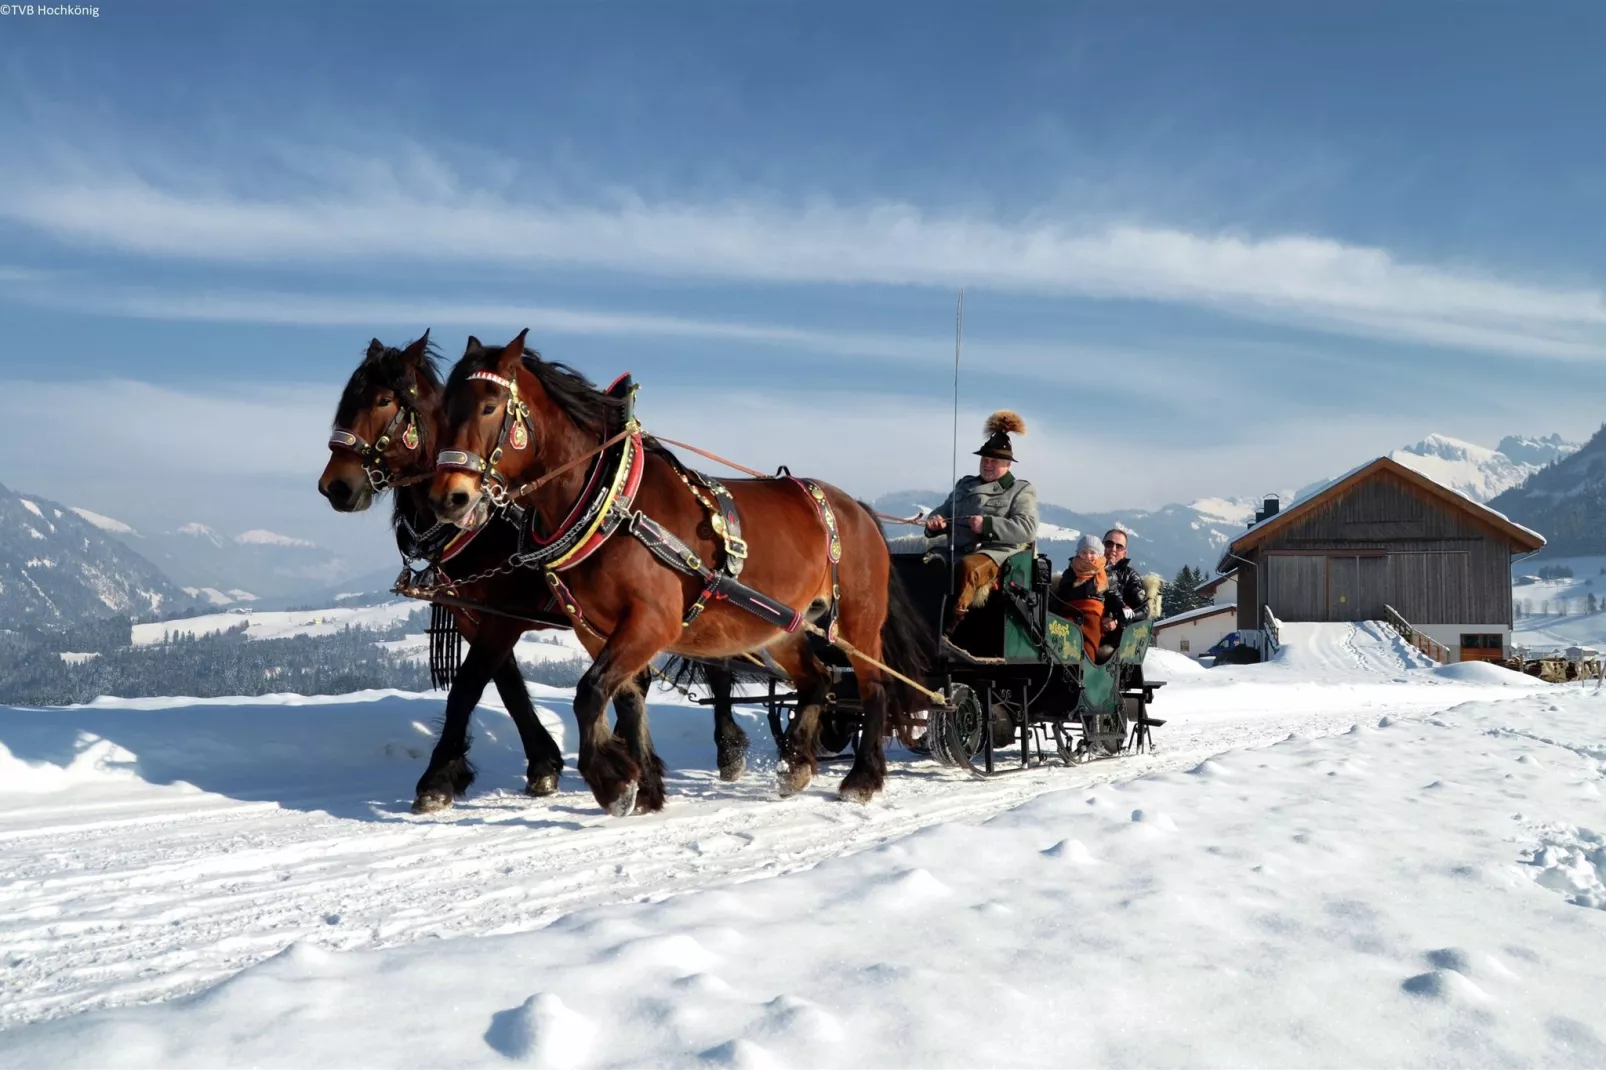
[0,375,1462,517]
[15,284,1239,408]
[7,163,1606,361]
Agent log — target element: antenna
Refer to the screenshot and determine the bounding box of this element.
[949,289,964,603]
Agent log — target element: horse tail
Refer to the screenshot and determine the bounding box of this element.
[856,501,938,735]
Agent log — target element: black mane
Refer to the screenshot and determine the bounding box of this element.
[335,336,445,427]
[447,344,624,435]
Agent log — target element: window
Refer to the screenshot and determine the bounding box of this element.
[1180,639,1190,652]
[1459,634,1503,651]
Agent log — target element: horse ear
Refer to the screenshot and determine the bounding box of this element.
[497,329,530,374]
[401,329,431,363]
[464,335,483,354]
[365,338,385,362]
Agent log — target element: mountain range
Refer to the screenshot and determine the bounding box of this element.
[4,428,1587,627]
[68,510,351,605]
[0,485,198,625]
[875,430,1582,581]
[1489,424,1606,556]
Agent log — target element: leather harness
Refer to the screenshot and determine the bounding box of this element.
[328,388,421,492]
[426,368,843,644]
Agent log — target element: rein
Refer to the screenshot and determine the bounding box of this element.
[650,436,924,527]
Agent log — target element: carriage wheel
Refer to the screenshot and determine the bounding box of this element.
[929,683,984,768]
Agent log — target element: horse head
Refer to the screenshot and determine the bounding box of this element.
[318,331,440,512]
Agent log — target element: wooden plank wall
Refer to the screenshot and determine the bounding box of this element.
[1237,471,1514,627]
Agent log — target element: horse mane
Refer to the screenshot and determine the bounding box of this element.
[334,336,445,427]
[448,345,624,435]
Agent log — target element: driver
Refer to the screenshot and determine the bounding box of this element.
[923,410,1039,633]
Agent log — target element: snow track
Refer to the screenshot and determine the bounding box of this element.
[0,642,1554,1030]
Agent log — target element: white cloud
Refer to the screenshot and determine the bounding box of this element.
[7,169,1606,360]
[0,378,335,480]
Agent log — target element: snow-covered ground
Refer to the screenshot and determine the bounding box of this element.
[133,599,592,668]
[1,623,1603,1065]
[1511,554,1606,652]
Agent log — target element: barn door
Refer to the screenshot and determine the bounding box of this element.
[1356,555,1389,619]
[1328,556,1359,621]
[1328,555,1387,621]
[1265,554,1325,621]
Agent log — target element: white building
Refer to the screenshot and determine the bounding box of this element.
[1196,569,1238,606]
[1153,603,1238,660]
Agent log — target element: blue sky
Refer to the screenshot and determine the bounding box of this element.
[3,2,1606,553]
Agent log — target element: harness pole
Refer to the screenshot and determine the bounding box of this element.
[949,288,964,606]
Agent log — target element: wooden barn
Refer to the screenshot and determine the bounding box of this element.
[1218,457,1545,662]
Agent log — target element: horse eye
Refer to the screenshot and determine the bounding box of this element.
[376,396,394,408]
[481,403,497,417]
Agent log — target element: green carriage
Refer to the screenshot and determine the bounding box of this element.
[755,545,1166,774]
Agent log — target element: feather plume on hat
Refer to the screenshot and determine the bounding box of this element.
[985,410,1026,437]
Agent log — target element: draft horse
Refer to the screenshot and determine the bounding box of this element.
[316,335,754,810]
[427,331,930,815]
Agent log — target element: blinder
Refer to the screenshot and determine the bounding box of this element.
[328,399,418,491]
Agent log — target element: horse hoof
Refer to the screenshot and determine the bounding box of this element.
[777,763,813,798]
[717,756,747,783]
[411,791,453,814]
[607,781,639,818]
[525,774,560,797]
[838,784,876,805]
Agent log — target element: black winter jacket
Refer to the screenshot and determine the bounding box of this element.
[1107,559,1150,625]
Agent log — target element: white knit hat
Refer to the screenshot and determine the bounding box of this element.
[1076,533,1105,556]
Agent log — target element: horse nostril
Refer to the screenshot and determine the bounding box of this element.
[449,491,471,511]
[326,479,352,504]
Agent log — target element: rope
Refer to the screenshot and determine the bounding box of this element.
[651,435,925,527]
[509,425,637,501]
[803,622,946,704]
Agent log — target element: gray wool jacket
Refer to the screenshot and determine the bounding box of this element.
[926,472,1040,566]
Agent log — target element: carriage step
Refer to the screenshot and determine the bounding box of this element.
[940,636,1007,666]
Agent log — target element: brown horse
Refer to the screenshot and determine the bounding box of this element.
[317,333,754,813]
[428,331,930,815]
[317,333,569,803]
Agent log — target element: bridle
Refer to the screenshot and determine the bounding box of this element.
[435,370,533,509]
[328,385,423,491]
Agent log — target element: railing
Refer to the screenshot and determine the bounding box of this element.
[1383,604,1450,663]
[1262,605,1282,656]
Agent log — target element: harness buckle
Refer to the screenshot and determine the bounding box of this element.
[725,535,749,560]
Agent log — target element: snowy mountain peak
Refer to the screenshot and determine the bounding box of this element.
[175,522,226,547]
[234,529,316,548]
[70,506,138,536]
[1388,433,1549,504]
[1496,433,1582,468]
[1397,433,1498,465]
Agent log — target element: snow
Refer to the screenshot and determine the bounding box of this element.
[1188,495,1260,525]
[1391,433,1535,504]
[1,622,1603,1066]
[1036,521,1083,542]
[1155,601,1236,627]
[131,600,422,645]
[174,522,224,546]
[19,498,43,518]
[69,507,137,536]
[181,586,237,606]
[57,652,101,665]
[233,529,316,548]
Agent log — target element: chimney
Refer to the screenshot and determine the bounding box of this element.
[1262,495,1280,519]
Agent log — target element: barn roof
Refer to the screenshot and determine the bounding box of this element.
[1220,456,1545,570]
[1154,602,1237,629]
[1196,568,1238,596]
